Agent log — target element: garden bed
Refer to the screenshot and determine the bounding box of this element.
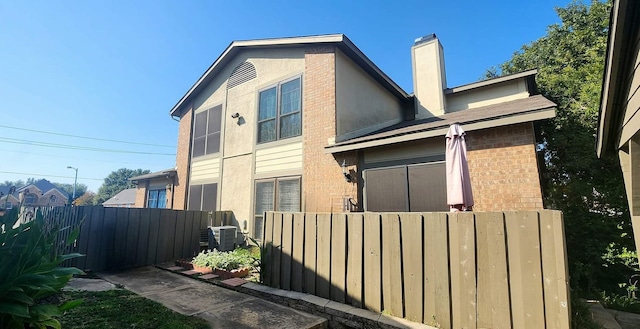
[176,246,260,281]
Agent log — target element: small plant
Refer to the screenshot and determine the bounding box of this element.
[191,248,254,271]
[248,237,269,283]
[0,206,84,329]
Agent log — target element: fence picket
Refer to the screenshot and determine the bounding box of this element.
[330,213,347,303]
[272,212,283,289]
[281,213,293,291]
[316,213,332,299]
[540,210,570,329]
[113,208,130,270]
[173,211,186,260]
[346,213,364,308]
[505,211,545,329]
[291,212,305,292]
[303,213,317,294]
[263,212,274,286]
[423,212,451,329]
[382,213,403,318]
[476,212,511,329]
[449,212,476,329]
[400,213,423,323]
[125,208,141,269]
[363,212,382,313]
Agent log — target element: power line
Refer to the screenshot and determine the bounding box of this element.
[0,137,176,156]
[0,124,176,148]
[0,148,165,166]
[0,171,103,181]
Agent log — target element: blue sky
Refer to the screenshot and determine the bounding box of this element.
[0,0,569,192]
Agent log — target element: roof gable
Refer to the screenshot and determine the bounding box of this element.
[169,34,410,117]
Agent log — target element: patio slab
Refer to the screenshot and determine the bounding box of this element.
[100,266,327,329]
[199,298,327,329]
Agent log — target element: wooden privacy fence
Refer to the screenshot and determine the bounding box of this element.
[262,211,570,329]
[39,206,233,272]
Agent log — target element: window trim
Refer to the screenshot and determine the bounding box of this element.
[187,183,218,211]
[253,176,301,240]
[257,75,302,144]
[147,189,167,209]
[192,104,223,158]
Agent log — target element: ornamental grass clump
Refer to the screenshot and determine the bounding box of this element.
[191,248,254,271]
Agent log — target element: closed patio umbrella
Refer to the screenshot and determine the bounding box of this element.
[446,123,474,211]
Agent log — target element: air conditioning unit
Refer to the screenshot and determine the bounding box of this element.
[211,226,237,252]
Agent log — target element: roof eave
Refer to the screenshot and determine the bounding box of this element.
[597,0,627,157]
[444,69,539,95]
[325,106,556,154]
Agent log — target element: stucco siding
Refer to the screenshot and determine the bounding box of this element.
[335,49,404,142]
[255,142,303,174]
[363,138,444,164]
[446,79,529,113]
[190,157,221,183]
[220,154,253,233]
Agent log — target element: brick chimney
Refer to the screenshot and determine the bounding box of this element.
[411,34,447,118]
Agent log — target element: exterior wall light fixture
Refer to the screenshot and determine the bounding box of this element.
[341,160,352,183]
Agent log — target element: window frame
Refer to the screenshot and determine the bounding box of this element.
[253,176,301,240]
[187,183,218,211]
[257,76,302,144]
[192,105,223,158]
[147,189,167,209]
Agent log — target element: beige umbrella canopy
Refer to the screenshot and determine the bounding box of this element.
[446,123,474,211]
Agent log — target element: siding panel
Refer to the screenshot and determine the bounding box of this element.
[255,142,303,174]
[191,157,221,183]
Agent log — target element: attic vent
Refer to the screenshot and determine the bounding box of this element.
[227,61,257,89]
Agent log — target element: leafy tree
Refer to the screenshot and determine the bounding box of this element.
[93,168,150,205]
[73,191,95,206]
[488,0,636,295]
[0,180,25,189]
[52,183,88,201]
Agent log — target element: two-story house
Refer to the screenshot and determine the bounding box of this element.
[136,34,556,239]
[1,179,69,208]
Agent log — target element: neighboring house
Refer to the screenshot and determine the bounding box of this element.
[138,33,555,239]
[597,0,640,253]
[0,179,70,208]
[102,188,137,208]
[0,186,19,209]
[130,169,176,208]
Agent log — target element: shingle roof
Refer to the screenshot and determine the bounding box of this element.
[326,95,556,153]
[129,168,176,182]
[15,179,68,199]
[102,188,137,206]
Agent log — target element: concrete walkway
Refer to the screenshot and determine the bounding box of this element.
[99,266,327,329]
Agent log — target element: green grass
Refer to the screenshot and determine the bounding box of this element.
[59,289,210,329]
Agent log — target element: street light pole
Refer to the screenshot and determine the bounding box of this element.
[67,166,78,202]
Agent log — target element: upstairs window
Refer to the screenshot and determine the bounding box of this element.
[193,105,222,157]
[258,77,301,143]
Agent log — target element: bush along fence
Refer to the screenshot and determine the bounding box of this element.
[261,211,571,329]
[38,206,233,272]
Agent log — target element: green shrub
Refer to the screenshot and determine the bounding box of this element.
[0,207,84,329]
[191,248,255,271]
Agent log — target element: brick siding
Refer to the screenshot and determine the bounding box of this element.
[466,122,544,211]
[302,46,358,212]
[134,182,147,208]
[173,109,193,210]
